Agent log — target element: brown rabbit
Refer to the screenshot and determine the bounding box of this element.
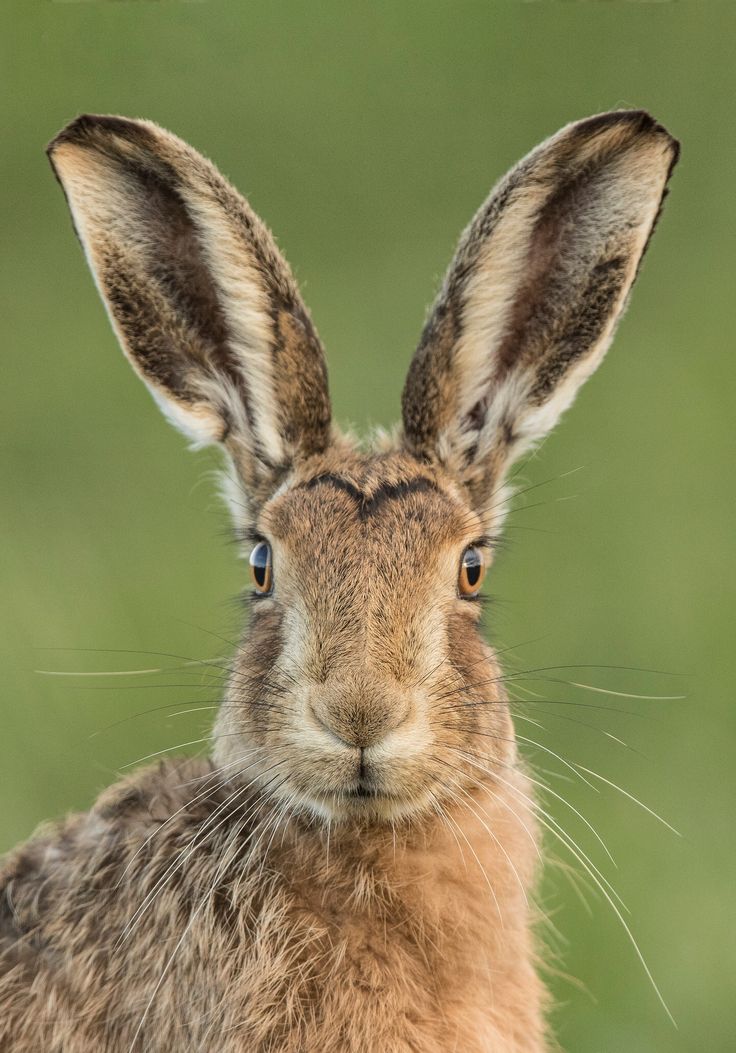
[0,111,678,1052]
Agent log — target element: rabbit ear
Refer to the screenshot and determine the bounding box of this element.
[401,110,679,509]
[47,114,332,502]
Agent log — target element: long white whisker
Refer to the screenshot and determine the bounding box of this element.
[442,804,503,924]
[126,759,295,1053]
[449,746,674,1025]
[515,733,598,790]
[437,764,529,906]
[449,746,625,909]
[427,790,469,875]
[117,756,289,945]
[120,737,212,769]
[116,746,280,886]
[574,764,681,836]
[568,681,686,701]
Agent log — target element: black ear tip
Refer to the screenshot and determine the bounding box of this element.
[47,114,103,156]
[46,113,150,159]
[571,108,653,136]
[571,108,680,160]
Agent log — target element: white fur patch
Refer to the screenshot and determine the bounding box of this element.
[182,191,286,466]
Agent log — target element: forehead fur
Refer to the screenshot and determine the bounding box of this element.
[253,446,487,685]
[260,446,480,543]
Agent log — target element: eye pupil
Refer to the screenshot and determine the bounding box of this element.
[249,542,273,594]
[465,560,481,587]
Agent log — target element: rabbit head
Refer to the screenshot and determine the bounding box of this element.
[48,111,678,824]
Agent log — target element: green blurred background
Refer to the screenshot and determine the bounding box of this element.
[1,3,734,1050]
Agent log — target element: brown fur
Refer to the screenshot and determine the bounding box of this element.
[0,110,678,1051]
[0,757,543,1053]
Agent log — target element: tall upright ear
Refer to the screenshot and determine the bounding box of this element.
[48,114,332,506]
[401,110,679,512]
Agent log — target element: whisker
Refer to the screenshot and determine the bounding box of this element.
[566,681,687,701]
[115,750,269,885]
[120,737,213,769]
[442,803,503,923]
[573,765,680,836]
[435,758,529,904]
[126,770,291,1053]
[117,755,291,944]
[427,790,469,875]
[445,745,625,909]
[501,770,676,1025]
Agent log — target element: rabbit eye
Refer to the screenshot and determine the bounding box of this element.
[249,542,273,595]
[458,546,485,597]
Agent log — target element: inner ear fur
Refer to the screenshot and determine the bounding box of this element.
[48,114,332,502]
[401,110,679,509]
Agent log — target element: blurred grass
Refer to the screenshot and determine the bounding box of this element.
[1,3,734,1050]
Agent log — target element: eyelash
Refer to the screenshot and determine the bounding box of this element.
[470,535,496,551]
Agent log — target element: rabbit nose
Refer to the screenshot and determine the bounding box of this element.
[310,680,410,750]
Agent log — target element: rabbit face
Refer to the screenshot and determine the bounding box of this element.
[215,451,513,822]
[48,110,677,825]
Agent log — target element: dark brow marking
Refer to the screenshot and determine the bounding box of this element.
[299,473,444,519]
[301,473,364,503]
[360,478,441,518]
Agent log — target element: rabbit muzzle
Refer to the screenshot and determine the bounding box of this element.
[308,673,412,751]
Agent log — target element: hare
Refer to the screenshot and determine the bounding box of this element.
[0,110,677,1053]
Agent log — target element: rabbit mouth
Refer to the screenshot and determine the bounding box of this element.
[346,783,379,799]
[296,771,432,822]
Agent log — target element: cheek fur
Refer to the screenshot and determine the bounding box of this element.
[215,607,285,745]
[433,610,515,762]
[240,606,284,685]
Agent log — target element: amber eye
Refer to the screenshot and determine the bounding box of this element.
[458,546,486,597]
[249,542,273,595]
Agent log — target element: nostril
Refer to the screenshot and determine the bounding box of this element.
[311,708,353,749]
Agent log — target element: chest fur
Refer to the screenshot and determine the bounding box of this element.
[1,768,545,1053]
